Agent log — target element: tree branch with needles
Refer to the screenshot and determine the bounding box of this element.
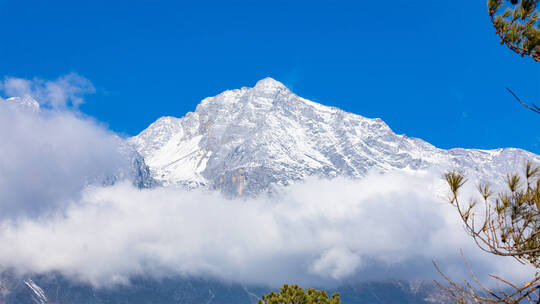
[435,161,540,303]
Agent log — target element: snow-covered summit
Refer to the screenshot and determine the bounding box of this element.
[1,96,40,113]
[131,78,540,196]
[253,77,288,92]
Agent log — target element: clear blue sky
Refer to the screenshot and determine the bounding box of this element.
[1,0,539,153]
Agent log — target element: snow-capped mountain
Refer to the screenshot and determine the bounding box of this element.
[131,77,540,197]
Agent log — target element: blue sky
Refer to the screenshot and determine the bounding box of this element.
[1,0,539,153]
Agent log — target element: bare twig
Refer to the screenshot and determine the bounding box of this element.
[437,162,540,303]
[507,88,540,114]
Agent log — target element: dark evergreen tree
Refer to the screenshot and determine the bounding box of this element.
[258,284,340,304]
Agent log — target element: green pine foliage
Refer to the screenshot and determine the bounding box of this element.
[258,284,341,304]
[488,0,540,61]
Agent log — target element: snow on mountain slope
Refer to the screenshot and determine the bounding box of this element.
[130,77,540,196]
[3,96,40,113]
[23,280,48,304]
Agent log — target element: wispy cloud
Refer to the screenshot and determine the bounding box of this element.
[1,73,95,108]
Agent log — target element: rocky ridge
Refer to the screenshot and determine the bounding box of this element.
[131,77,540,197]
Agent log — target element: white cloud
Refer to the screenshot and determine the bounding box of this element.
[0,173,533,288]
[310,247,362,279]
[1,73,95,108]
[2,77,32,98]
[0,97,130,218]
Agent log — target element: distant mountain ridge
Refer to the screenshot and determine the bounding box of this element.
[130,77,540,197]
[0,271,451,304]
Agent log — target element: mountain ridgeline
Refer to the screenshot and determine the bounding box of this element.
[131,77,540,197]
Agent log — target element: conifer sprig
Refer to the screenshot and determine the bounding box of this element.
[488,0,540,61]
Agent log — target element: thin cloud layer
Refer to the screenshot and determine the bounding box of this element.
[1,73,95,108]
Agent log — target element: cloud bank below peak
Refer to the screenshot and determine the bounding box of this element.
[0,172,534,288]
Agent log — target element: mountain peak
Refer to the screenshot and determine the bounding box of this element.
[253,77,287,92]
[2,96,40,113]
[132,79,540,197]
